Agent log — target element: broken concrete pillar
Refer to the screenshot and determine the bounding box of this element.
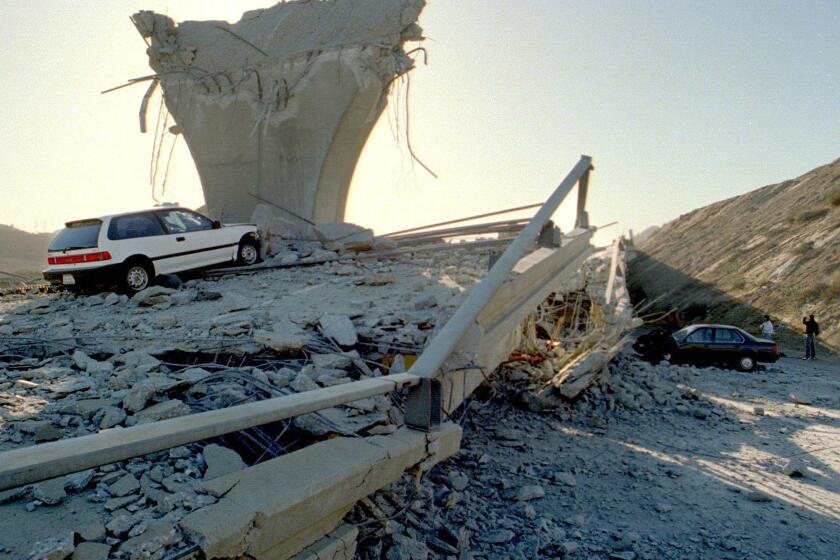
[132,0,425,231]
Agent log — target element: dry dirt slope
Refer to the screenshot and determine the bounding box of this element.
[631,158,840,349]
[0,224,52,277]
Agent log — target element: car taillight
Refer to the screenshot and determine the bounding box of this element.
[84,251,112,262]
[48,251,112,265]
[772,345,780,354]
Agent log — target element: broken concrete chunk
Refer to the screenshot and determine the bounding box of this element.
[314,223,375,252]
[387,534,430,560]
[64,469,96,493]
[132,285,175,306]
[27,533,74,560]
[0,485,29,504]
[359,273,395,286]
[367,424,397,436]
[789,393,812,405]
[72,349,92,370]
[118,521,179,560]
[32,478,67,506]
[446,472,469,492]
[70,542,110,560]
[552,471,577,487]
[782,458,809,478]
[105,495,137,512]
[253,322,310,352]
[109,474,140,497]
[266,368,294,388]
[33,423,64,443]
[515,484,545,501]
[290,373,319,393]
[309,367,349,386]
[135,400,191,423]
[114,350,162,371]
[479,529,515,544]
[86,359,114,376]
[122,377,176,412]
[76,521,107,543]
[319,314,358,346]
[654,501,672,513]
[46,376,95,396]
[96,406,127,429]
[203,444,247,480]
[106,513,143,538]
[311,352,354,369]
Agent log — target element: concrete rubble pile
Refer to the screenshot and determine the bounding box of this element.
[349,353,736,559]
[0,245,493,559]
[539,243,640,401]
[345,243,646,558]
[132,0,426,236]
[352,344,840,558]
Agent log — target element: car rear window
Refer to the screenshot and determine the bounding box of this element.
[715,329,745,343]
[48,221,101,251]
[108,213,166,240]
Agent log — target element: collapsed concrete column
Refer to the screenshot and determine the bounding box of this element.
[132,0,425,232]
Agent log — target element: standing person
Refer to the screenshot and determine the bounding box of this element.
[665,309,681,333]
[760,315,774,340]
[803,314,819,360]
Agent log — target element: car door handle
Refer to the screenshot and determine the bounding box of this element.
[176,237,186,242]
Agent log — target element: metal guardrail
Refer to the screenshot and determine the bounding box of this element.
[402,156,593,425]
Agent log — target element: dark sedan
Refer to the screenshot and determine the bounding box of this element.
[635,324,780,371]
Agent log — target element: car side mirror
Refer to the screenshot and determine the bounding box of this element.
[212,220,222,229]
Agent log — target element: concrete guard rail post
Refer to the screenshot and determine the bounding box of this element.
[404,155,594,429]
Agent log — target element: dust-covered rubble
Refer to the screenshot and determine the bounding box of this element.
[352,351,840,559]
[0,246,495,558]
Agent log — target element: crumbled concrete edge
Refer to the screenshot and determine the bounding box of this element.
[291,523,358,560]
[180,424,462,559]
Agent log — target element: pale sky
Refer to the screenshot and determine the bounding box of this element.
[1,1,838,243]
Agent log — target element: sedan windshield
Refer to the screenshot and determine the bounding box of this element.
[48,222,101,251]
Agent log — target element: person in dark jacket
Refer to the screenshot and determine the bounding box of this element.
[803,314,819,360]
[665,309,681,333]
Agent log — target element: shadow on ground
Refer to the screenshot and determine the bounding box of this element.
[397,354,840,559]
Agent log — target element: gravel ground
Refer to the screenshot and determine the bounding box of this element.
[363,352,840,559]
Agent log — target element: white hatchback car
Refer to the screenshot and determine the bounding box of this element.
[44,207,260,294]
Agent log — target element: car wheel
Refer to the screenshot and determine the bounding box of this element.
[123,262,153,295]
[737,354,756,372]
[237,238,259,266]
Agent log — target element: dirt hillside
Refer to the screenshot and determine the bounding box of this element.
[0,224,52,277]
[631,158,840,349]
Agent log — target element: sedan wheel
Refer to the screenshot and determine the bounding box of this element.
[125,265,150,293]
[738,355,756,372]
[238,240,259,266]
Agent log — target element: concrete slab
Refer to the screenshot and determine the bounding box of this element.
[181,424,461,559]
